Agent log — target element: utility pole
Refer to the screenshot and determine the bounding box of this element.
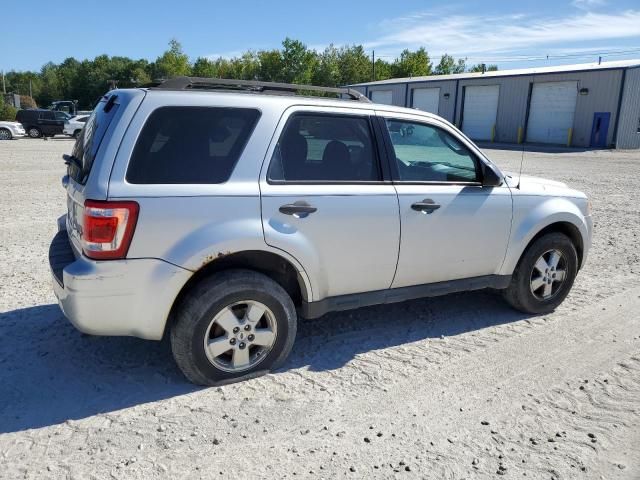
[1,71,5,94]
[29,79,32,98]
[372,50,375,81]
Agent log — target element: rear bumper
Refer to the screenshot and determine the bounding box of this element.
[49,225,192,340]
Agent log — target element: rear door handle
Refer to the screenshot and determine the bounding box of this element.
[411,199,441,214]
[279,202,317,217]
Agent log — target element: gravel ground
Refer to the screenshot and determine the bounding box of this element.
[1,138,639,479]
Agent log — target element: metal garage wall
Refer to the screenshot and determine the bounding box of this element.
[526,81,579,144]
[616,67,640,149]
[352,66,628,148]
[530,70,624,147]
[455,76,530,143]
[455,70,623,147]
[407,81,457,121]
[366,84,407,107]
[461,85,500,140]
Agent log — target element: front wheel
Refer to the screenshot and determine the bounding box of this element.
[170,269,297,386]
[503,232,578,314]
[0,128,11,140]
[73,130,81,139]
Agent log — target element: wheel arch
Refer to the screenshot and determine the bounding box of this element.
[526,222,583,267]
[503,218,586,277]
[165,250,310,336]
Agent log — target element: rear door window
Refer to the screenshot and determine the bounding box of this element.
[68,95,120,185]
[126,106,260,184]
[268,113,381,182]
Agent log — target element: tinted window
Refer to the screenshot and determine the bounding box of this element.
[41,111,55,120]
[385,120,479,182]
[68,96,120,185]
[269,114,380,182]
[126,107,260,184]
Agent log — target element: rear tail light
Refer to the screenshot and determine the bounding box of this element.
[82,200,139,260]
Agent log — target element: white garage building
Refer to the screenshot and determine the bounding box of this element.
[352,59,640,149]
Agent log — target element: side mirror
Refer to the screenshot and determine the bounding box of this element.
[482,163,503,187]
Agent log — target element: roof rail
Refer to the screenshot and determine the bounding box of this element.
[150,76,371,103]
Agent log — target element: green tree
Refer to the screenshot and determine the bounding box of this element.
[435,54,466,75]
[192,57,218,77]
[336,45,371,85]
[153,39,191,79]
[468,63,498,73]
[373,58,392,81]
[312,45,341,86]
[38,62,62,107]
[392,48,432,78]
[0,96,17,121]
[280,38,316,84]
[258,49,284,82]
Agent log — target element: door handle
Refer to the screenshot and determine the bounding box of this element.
[279,202,317,217]
[411,199,441,214]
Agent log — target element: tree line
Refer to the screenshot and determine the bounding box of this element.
[3,39,497,111]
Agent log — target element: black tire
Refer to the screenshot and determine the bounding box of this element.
[502,232,578,314]
[170,269,297,386]
[27,127,42,138]
[0,128,11,140]
[73,130,81,139]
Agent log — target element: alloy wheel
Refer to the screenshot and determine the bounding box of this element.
[203,300,277,373]
[529,249,567,300]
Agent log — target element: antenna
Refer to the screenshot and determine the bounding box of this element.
[516,142,525,189]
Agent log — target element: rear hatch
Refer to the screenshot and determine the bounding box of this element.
[64,94,124,256]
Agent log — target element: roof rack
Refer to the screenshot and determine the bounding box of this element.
[150,76,371,103]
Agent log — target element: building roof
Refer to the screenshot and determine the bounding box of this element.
[350,59,640,87]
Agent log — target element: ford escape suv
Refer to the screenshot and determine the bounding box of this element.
[49,77,593,386]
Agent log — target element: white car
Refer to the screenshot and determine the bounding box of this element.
[63,115,90,139]
[0,121,26,140]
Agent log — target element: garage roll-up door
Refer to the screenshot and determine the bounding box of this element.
[412,88,440,114]
[462,85,499,140]
[526,81,578,145]
[371,90,393,105]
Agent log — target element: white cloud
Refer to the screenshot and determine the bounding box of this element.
[363,10,640,61]
[571,0,606,10]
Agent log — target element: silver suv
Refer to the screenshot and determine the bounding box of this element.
[49,78,593,386]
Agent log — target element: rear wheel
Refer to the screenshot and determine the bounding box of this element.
[0,128,11,140]
[503,232,578,314]
[73,130,81,139]
[27,127,41,138]
[170,269,297,386]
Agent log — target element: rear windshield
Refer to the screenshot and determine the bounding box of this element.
[69,95,120,185]
[126,106,260,184]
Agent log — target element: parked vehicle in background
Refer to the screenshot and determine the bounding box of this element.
[49,100,79,116]
[16,109,65,138]
[63,115,90,138]
[49,78,593,386]
[0,121,26,140]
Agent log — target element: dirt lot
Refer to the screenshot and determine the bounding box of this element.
[1,138,639,479]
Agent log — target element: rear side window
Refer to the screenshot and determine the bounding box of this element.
[69,96,120,185]
[126,107,260,184]
[268,113,381,182]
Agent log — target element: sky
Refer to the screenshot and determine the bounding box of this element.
[2,0,640,72]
